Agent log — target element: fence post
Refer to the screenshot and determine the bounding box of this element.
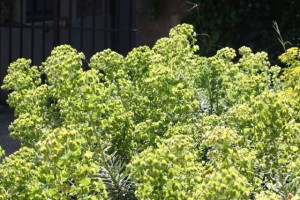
[53,0,59,46]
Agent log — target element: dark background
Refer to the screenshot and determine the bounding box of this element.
[182,0,300,63]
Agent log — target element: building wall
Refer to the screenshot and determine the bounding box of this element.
[136,0,189,47]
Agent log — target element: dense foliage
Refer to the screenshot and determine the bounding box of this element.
[182,0,300,59]
[1,23,300,199]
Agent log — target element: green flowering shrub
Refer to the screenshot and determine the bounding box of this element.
[196,46,281,114]
[193,167,251,199]
[130,135,201,199]
[279,47,300,122]
[1,23,300,199]
[0,129,109,199]
[0,146,4,160]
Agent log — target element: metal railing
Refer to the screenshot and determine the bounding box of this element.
[0,0,137,103]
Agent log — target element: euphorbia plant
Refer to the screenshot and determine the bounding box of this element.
[0,23,300,199]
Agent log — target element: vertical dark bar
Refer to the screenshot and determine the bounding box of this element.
[42,0,46,60]
[117,1,120,51]
[110,0,119,52]
[0,0,2,104]
[110,0,115,51]
[104,0,108,48]
[91,0,96,53]
[8,0,13,63]
[129,0,133,50]
[80,0,84,51]
[20,0,24,57]
[53,0,60,46]
[31,0,35,62]
[131,0,137,49]
[68,0,72,44]
[0,1,2,63]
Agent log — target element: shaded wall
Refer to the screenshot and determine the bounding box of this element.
[136,0,189,47]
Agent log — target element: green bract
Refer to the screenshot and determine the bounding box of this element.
[0,24,300,199]
[130,135,201,199]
